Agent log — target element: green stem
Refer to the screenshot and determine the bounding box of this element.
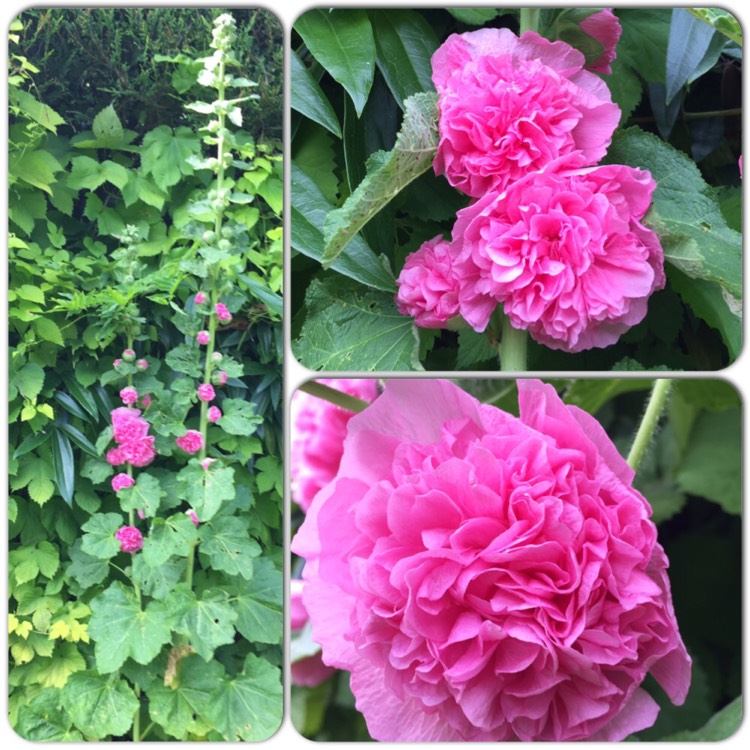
[132,687,141,742]
[519,8,541,34]
[299,381,370,413]
[185,541,197,591]
[627,379,672,471]
[139,722,155,742]
[499,318,527,372]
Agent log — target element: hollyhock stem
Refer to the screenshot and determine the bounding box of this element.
[499,318,527,371]
[627,379,672,471]
[520,8,541,34]
[299,381,370,413]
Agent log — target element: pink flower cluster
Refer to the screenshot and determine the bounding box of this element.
[198,383,215,403]
[176,429,204,455]
[106,407,156,468]
[215,302,232,323]
[115,525,143,554]
[396,19,666,353]
[292,379,691,741]
[111,473,135,492]
[290,379,380,512]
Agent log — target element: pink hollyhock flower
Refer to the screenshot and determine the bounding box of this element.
[290,379,379,512]
[395,236,461,328]
[197,383,215,403]
[120,437,157,468]
[290,579,337,687]
[215,302,232,323]
[115,526,143,554]
[432,28,620,198]
[176,429,204,455]
[187,509,200,526]
[119,386,139,405]
[111,473,135,492]
[195,291,207,304]
[212,370,228,386]
[453,161,665,352]
[106,447,125,466]
[208,405,222,423]
[122,348,136,362]
[197,330,211,345]
[579,9,622,76]
[292,379,691,742]
[111,407,150,446]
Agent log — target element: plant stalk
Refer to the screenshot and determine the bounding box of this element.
[298,381,370,413]
[520,8,541,34]
[627,379,672,471]
[499,318,528,372]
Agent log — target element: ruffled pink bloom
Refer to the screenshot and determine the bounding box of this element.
[197,330,211,345]
[453,161,665,352]
[120,437,157,468]
[176,429,204,455]
[290,379,379,513]
[432,29,620,198]
[292,379,691,742]
[215,303,232,323]
[106,447,125,466]
[579,9,622,75]
[111,407,150,445]
[198,383,215,403]
[208,405,222,423]
[111,473,135,492]
[195,291,207,304]
[187,509,200,526]
[290,579,337,687]
[115,526,143,554]
[395,236,461,328]
[119,387,139,405]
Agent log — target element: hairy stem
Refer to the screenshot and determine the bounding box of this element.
[298,381,370,413]
[627,379,673,471]
[520,8,541,34]
[499,318,527,372]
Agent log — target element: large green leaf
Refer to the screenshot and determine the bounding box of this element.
[177,464,236,523]
[605,128,742,303]
[88,582,174,673]
[15,688,83,741]
[322,92,438,267]
[232,557,283,645]
[80,513,124,559]
[207,654,282,741]
[140,125,201,191]
[564,379,654,415]
[617,9,672,83]
[61,672,138,739]
[216,398,263,436]
[142,514,198,568]
[11,89,65,132]
[295,276,421,371]
[119,472,165,518]
[9,148,63,194]
[175,589,237,660]
[675,408,741,514]
[148,655,224,739]
[370,10,438,106]
[51,429,75,506]
[291,50,341,138]
[295,9,376,117]
[200,516,261,580]
[67,156,129,191]
[687,8,742,45]
[665,9,716,104]
[291,163,396,292]
[664,695,742,740]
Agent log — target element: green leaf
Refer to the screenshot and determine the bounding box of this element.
[456,328,496,369]
[9,148,63,194]
[255,175,283,214]
[291,50,342,137]
[66,540,109,591]
[237,274,282,318]
[142,514,197,568]
[15,688,83,741]
[57,423,99,458]
[148,655,224,739]
[141,125,201,191]
[92,104,124,146]
[120,473,165,518]
[51,429,75,506]
[687,8,742,45]
[446,8,503,24]
[668,267,741,360]
[121,172,166,210]
[12,89,65,132]
[33,317,64,346]
[564,379,654,415]
[68,156,129,191]
[291,163,396,292]
[27,461,56,505]
[233,557,282,644]
[675,408,741,514]
[176,589,237,661]
[666,9,716,104]
[664,695,742,740]
[165,343,202,378]
[200,516,261,580]
[207,654,282,741]
[89,582,174,673]
[295,9,376,117]
[64,377,100,420]
[296,276,421,371]
[132,556,184,601]
[217,398,263,436]
[16,283,45,304]
[179,464,236,523]
[617,9,672,83]
[370,11,438,106]
[80,512,123,559]
[605,128,742,302]
[322,92,438,267]
[61,671,138,739]
[13,429,50,459]
[16,362,45,400]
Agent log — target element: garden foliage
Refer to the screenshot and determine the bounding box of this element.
[8,10,283,741]
[290,8,742,371]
